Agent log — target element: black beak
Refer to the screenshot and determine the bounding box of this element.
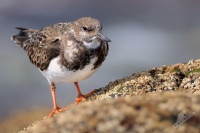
[96,32,111,42]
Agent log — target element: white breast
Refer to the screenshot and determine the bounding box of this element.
[40,57,99,83]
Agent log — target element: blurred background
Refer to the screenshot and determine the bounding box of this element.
[1,0,200,132]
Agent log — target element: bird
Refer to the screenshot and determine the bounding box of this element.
[11,17,111,117]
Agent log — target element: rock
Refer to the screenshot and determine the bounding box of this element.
[19,59,200,133]
[22,92,200,133]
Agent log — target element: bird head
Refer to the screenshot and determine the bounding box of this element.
[69,17,111,48]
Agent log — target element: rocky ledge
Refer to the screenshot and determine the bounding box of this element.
[20,60,200,133]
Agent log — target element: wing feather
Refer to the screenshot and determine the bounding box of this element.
[12,23,66,70]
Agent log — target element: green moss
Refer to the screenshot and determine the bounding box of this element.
[186,68,200,75]
[172,67,181,73]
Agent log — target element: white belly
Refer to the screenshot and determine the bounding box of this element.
[40,57,99,83]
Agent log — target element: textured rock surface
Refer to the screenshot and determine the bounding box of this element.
[23,92,200,133]
[89,59,200,101]
[20,60,200,133]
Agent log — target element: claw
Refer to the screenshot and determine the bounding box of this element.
[48,106,67,117]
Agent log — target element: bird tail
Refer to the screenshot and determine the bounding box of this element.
[11,27,37,47]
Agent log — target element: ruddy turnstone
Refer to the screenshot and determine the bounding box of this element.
[11,17,111,117]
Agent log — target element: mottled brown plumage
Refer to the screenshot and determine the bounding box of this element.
[12,17,109,71]
[11,17,111,117]
[12,23,65,70]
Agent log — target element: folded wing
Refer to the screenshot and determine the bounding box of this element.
[11,25,62,70]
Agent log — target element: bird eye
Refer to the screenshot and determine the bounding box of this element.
[82,26,88,31]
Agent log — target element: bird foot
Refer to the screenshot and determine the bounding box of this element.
[48,106,67,117]
[74,89,96,104]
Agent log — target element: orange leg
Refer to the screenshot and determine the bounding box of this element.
[74,82,96,104]
[48,83,67,117]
